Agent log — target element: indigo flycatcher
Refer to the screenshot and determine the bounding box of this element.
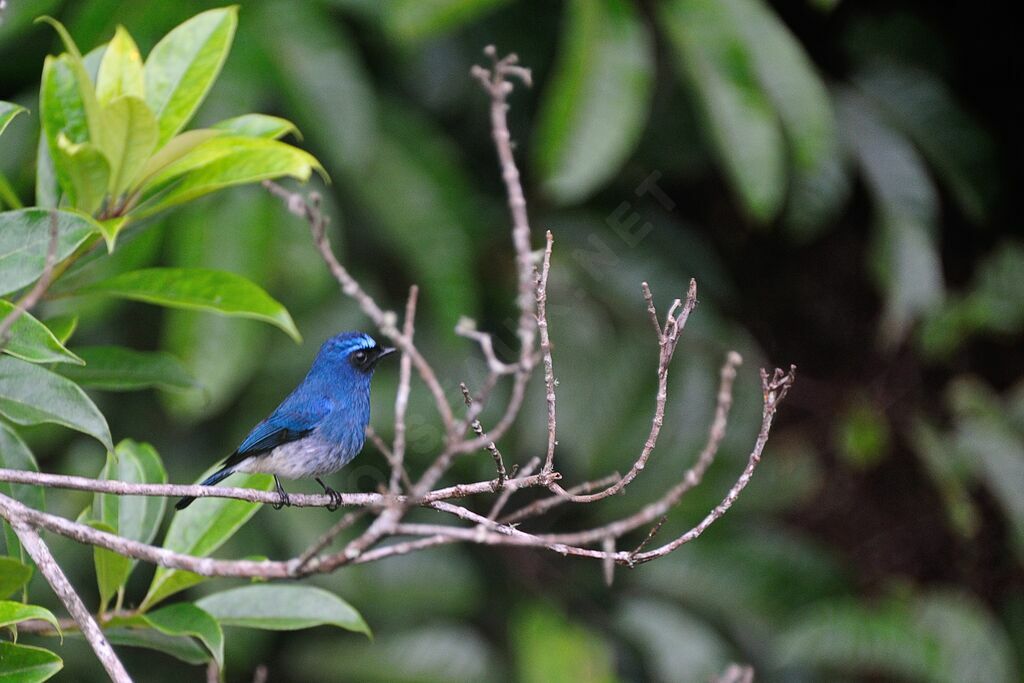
[175,331,395,510]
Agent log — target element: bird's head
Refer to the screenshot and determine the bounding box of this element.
[316,331,395,378]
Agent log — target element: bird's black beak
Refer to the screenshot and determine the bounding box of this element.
[375,346,397,361]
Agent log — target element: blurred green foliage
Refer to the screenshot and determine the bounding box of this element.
[1,0,1021,681]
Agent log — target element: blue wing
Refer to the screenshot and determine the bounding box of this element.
[222,395,333,468]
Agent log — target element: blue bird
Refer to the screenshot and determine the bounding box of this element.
[175,331,395,511]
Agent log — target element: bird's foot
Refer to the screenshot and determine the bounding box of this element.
[316,477,343,512]
[272,477,291,510]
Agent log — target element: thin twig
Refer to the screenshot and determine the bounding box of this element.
[391,285,418,493]
[547,280,699,503]
[537,231,557,473]
[460,383,507,491]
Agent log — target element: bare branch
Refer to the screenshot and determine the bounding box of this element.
[9,517,131,683]
[547,279,699,503]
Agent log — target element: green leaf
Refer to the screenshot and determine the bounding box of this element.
[54,134,110,214]
[88,441,167,604]
[0,301,84,366]
[0,424,44,559]
[39,55,91,201]
[0,601,60,637]
[34,132,59,209]
[0,208,101,296]
[96,26,144,104]
[778,591,1019,683]
[102,96,158,200]
[134,129,221,187]
[141,472,273,610]
[0,559,32,599]
[43,315,78,345]
[288,623,498,682]
[211,113,299,140]
[102,626,210,665]
[512,604,615,683]
[0,102,27,138]
[660,0,786,221]
[255,0,376,174]
[94,440,168,547]
[837,87,943,346]
[133,136,323,218]
[78,267,301,342]
[0,357,112,450]
[87,520,130,612]
[196,584,370,637]
[0,641,63,682]
[140,603,223,668]
[36,18,105,158]
[144,7,238,146]
[854,64,997,223]
[57,346,196,392]
[379,0,510,43]
[534,0,653,204]
[614,599,731,683]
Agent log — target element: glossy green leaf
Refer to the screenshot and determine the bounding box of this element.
[96,26,144,104]
[134,136,324,218]
[79,267,301,342]
[57,346,196,392]
[0,559,32,599]
[39,55,90,199]
[134,129,220,187]
[0,357,112,450]
[87,520,130,612]
[54,134,109,214]
[36,17,105,154]
[144,6,238,145]
[94,440,168,547]
[196,584,370,637]
[0,642,63,682]
[837,88,942,346]
[0,102,27,138]
[0,561,31,598]
[102,96,158,199]
[34,132,59,209]
[0,208,101,296]
[141,603,224,668]
[141,472,273,609]
[102,627,210,665]
[43,315,78,345]
[0,424,44,559]
[211,113,299,139]
[0,300,84,366]
[534,0,653,204]
[660,0,786,221]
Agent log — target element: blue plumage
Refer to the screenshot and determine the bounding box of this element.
[175,331,394,510]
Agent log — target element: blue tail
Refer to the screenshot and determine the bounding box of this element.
[175,466,234,510]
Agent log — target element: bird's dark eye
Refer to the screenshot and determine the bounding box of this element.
[352,350,367,364]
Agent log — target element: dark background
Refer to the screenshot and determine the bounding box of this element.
[1,0,1022,680]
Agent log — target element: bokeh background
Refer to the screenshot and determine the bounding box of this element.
[2,0,1022,681]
